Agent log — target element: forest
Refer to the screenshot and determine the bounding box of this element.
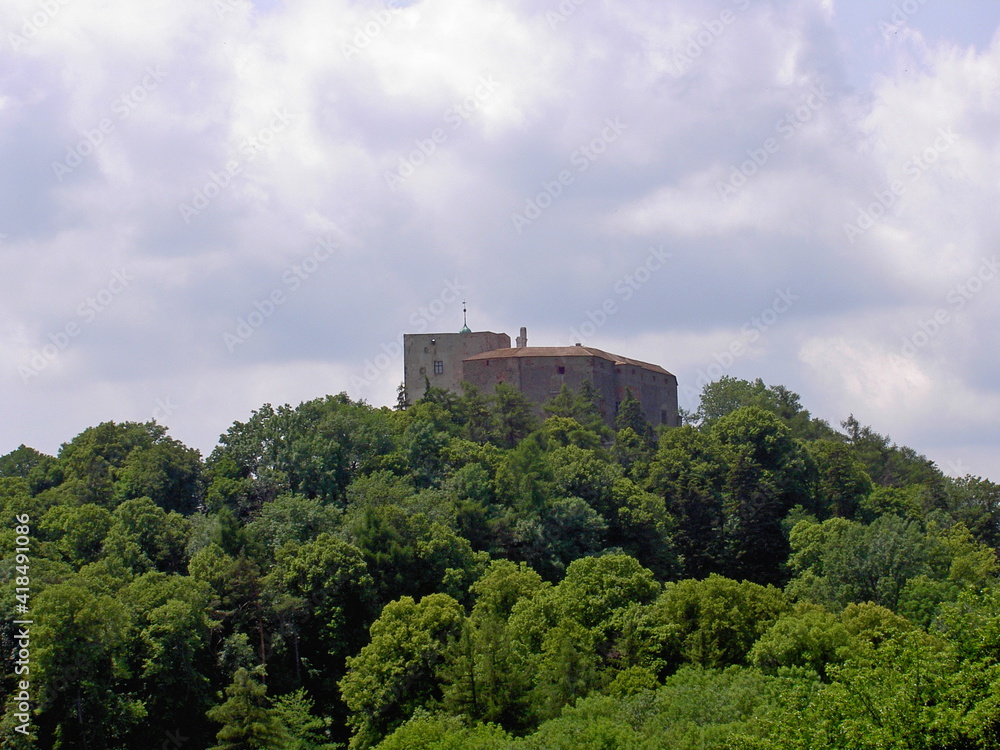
[1,376,999,749]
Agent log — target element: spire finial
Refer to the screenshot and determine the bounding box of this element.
[460,300,471,334]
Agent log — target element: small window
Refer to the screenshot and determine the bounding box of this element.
[557,366,566,374]
[433,360,444,375]
[661,409,668,424]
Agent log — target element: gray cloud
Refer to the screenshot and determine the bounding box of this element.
[1,0,998,481]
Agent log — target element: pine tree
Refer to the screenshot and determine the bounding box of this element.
[206,668,289,750]
[574,380,607,433]
[493,383,537,448]
[543,384,577,419]
[458,382,494,443]
[271,688,337,749]
[615,389,656,446]
[395,382,409,411]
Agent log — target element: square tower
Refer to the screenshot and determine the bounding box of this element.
[403,330,510,400]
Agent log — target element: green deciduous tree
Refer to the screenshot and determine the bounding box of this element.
[944,474,1000,551]
[608,477,679,579]
[749,603,851,680]
[841,414,945,490]
[694,377,776,427]
[787,515,933,611]
[501,555,661,724]
[101,496,189,574]
[548,446,617,517]
[210,395,395,505]
[540,416,603,451]
[54,421,176,507]
[39,504,112,566]
[118,571,218,744]
[811,631,991,749]
[0,444,53,480]
[243,493,340,561]
[650,575,788,670]
[343,494,486,605]
[650,426,728,579]
[31,581,145,748]
[530,619,599,721]
[713,407,815,584]
[552,554,660,641]
[441,561,545,731]
[807,440,873,520]
[340,593,465,749]
[113,437,205,514]
[695,378,837,441]
[264,532,374,689]
[372,713,510,750]
[494,437,553,514]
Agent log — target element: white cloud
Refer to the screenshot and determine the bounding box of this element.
[0,0,998,481]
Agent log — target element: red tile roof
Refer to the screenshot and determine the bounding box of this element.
[464,346,674,377]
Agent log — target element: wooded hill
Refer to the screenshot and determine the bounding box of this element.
[1,376,998,749]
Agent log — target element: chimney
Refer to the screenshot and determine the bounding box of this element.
[516,326,527,348]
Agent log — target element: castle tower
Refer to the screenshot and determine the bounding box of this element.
[402,308,510,399]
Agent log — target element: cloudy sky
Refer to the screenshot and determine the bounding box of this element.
[2,0,999,481]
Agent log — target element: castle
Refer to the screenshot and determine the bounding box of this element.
[403,325,680,429]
